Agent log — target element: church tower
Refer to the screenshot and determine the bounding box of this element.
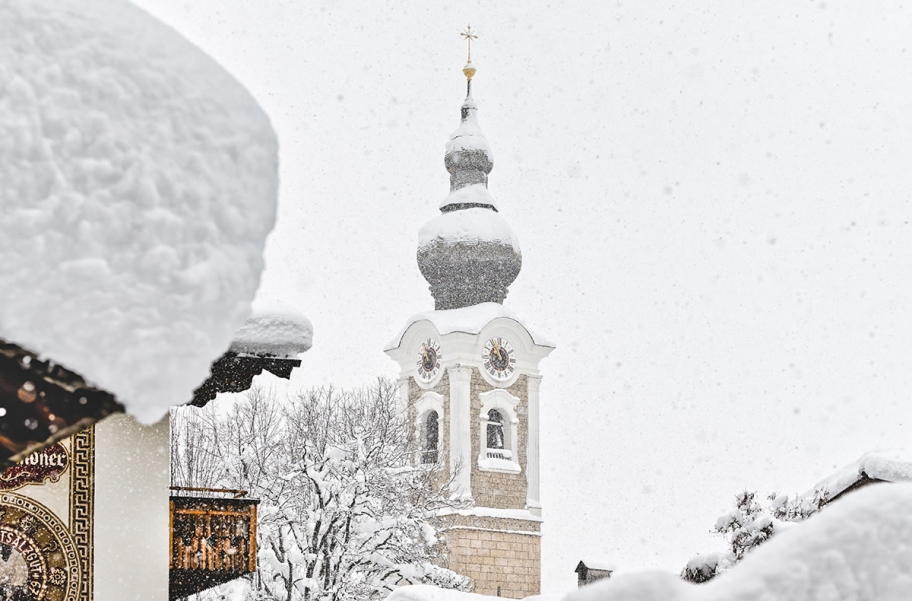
[385,30,553,599]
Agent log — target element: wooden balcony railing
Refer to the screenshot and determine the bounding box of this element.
[169,488,259,600]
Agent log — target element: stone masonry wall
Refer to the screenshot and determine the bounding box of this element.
[444,522,541,599]
[409,370,540,598]
[471,372,528,509]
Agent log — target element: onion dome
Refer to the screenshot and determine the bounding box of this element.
[417,58,522,310]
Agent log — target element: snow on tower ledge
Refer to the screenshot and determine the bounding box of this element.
[419,205,520,252]
[386,303,553,351]
[0,0,278,424]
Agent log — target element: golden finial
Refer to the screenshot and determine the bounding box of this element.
[460,25,478,80]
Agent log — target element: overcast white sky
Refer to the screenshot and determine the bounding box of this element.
[135,0,912,594]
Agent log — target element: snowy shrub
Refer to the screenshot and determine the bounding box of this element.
[682,488,828,583]
[419,564,473,592]
[171,379,467,601]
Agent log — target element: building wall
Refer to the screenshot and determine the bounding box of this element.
[94,414,170,600]
[444,518,541,599]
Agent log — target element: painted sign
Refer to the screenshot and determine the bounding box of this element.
[0,444,68,491]
[0,494,81,600]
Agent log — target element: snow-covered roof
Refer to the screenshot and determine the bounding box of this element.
[577,556,617,572]
[0,0,278,424]
[386,303,554,351]
[803,449,912,501]
[229,307,313,359]
[419,204,518,251]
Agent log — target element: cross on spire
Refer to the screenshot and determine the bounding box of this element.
[460,25,478,63]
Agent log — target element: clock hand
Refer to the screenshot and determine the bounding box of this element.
[421,344,429,362]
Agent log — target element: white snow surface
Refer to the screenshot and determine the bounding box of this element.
[0,0,278,423]
[804,449,912,500]
[387,585,511,601]
[230,304,313,359]
[420,204,518,250]
[445,97,492,157]
[386,303,555,350]
[564,483,912,601]
[438,182,500,212]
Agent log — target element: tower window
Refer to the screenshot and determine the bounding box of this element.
[422,410,439,464]
[486,409,507,458]
[476,390,522,474]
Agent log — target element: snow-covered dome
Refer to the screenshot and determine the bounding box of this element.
[443,97,494,201]
[0,0,279,424]
[417,64,522,310]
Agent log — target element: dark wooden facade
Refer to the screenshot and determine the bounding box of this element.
[0,337,300,467]
[575,560,613,588]
[169,490,259,600]
[0,339,124,467]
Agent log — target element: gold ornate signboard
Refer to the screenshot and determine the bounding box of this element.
[0,429,93,601]
[0,495,80,600]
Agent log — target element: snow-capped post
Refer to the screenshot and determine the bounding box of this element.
[191,308,314,407]
[0,0,281,464]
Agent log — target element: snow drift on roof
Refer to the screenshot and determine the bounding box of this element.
[0,0,278,423]
[563,483,912,601]
[386,303,554,350]
[419,204,518,251]
[804,449,912,501]
[230,305,313,359]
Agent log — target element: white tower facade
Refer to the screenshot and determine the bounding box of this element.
[385,45,553,599]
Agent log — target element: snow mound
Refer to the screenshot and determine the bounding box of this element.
[806,449,912,500]
[566,483,912,600]
[0,0,278,423]
[230,306,313,359]
[386,303,554,350]
[419,204,518,251]
[437,183,499,212]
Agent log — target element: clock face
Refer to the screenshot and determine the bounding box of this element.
[416,338,442,381]
[482,337,516,380]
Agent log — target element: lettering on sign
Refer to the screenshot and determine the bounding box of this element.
[0,443,69,491]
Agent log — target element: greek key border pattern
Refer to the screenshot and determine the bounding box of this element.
[69,427,94,601]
